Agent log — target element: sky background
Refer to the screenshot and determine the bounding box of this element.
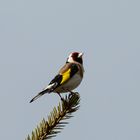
[0,0,140,140]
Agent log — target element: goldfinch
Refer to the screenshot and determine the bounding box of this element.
[30,52,84,103]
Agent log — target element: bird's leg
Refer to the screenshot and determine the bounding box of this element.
[56,92,64,101]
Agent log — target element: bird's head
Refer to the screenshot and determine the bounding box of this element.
[66,52,84,64]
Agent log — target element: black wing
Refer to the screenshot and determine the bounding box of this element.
[44,64,79,93]
[46,74,63,92]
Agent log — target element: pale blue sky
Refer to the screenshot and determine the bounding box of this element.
[0,0,140,140]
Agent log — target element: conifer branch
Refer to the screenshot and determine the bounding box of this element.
[25,93,80,140]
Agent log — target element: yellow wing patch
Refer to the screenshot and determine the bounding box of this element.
[60,68,71,84]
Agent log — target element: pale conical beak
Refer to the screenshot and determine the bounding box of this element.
[78,52,84,58]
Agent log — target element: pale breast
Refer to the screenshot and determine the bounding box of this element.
[54,73,82,93]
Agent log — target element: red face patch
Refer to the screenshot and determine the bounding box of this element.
[71,52,79,59]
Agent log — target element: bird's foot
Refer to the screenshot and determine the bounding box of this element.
[56,92,64,101]
[68,91,79,99]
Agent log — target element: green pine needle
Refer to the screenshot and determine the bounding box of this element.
[25,93,80,140]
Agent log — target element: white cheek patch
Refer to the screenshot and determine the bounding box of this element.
[67,56,74,63]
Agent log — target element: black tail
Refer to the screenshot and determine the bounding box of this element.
[29,90,48,103]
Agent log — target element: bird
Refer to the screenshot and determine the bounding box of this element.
[30,52,84,103]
